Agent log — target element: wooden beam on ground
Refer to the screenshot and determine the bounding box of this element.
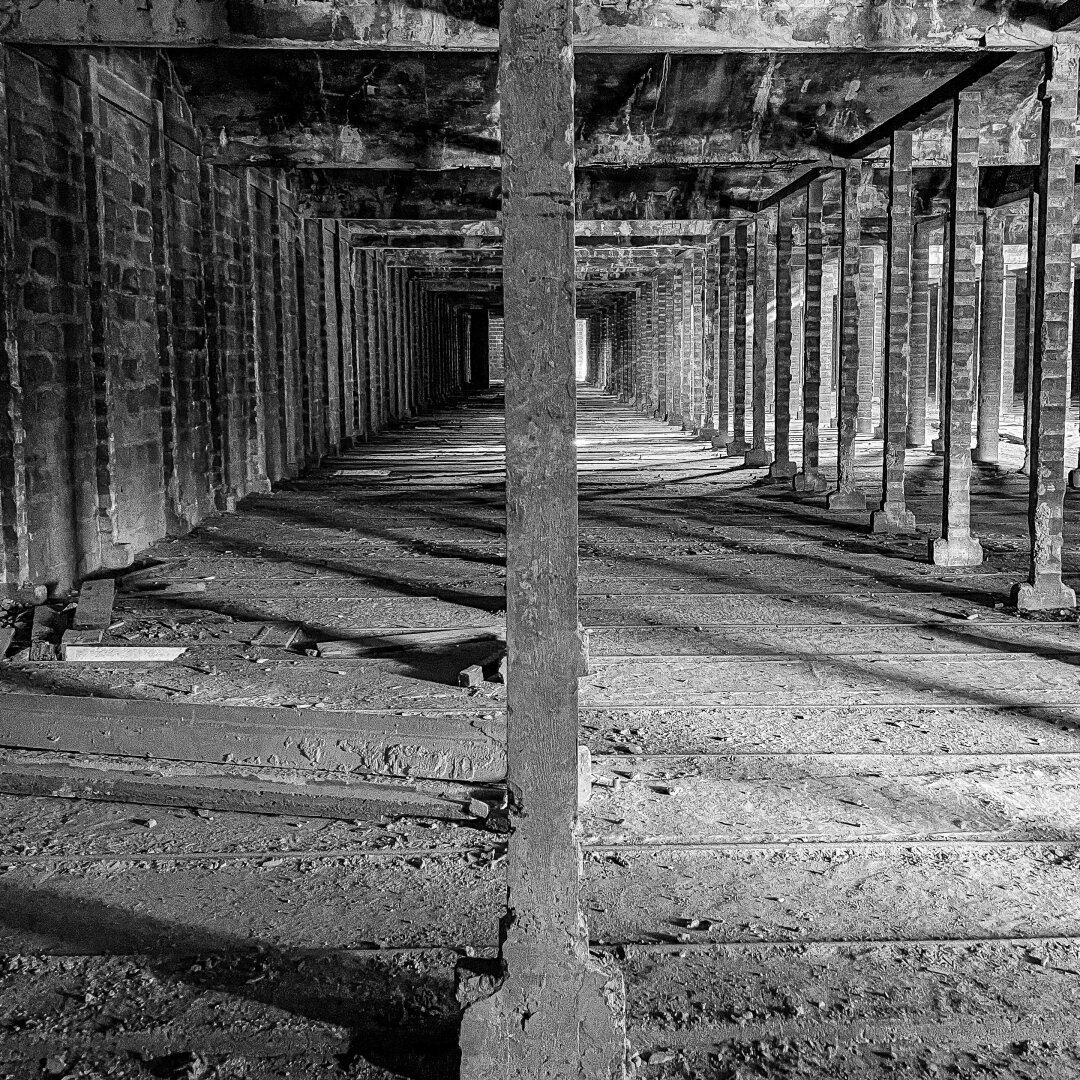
[456,0,625,1068]
[0,753,497,824]
[1017,44,1079,610]
[0,693,506,783]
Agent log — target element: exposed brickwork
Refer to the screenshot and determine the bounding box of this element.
[1,45,435,592]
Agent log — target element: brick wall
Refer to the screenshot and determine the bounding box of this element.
[0,45,426,594]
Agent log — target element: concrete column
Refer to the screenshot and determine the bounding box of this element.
[827,164,867,510]
[974,209,1006,464]
[680,260,695,427]
[731,224,750,453]
[795,179,829,493]
[872,129,917,533]
[747,216,773,466]
[907,221,931,446]
[712,237,733,448]
[1015,44,1079,610]
[931,219,950,454]
[857,245,877,435]
[770,200,796,479]
[931,91,984,567]
[701,243,719,440]
[1022,191,1039,476]
[655,273,669,419]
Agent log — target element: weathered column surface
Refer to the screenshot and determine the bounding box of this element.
[907,220,931,447]
[1017,45,1079,610]
[712,236,733,449]
[456,0,626,1071]
[1022,192,1039,475]
[747,214,774,466]
[975,209,1006,464]
[827,164,867,510]
[795,179,829,493]
[872,131,917,533]
[730,224,750,454]
[931,91,984,567]
[771,201,796,478]
[700,243,719,441]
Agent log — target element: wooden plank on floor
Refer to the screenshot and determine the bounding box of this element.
[71,578,115,630]
[0,693,506,782]
[0,758,492,824]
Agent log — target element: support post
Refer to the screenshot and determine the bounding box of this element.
[795,179,829,493]
[770,200,796,478]
[700,243,718,441]
[747,215,773,466]
[712,237,733,449]
[730,225,750,454]
[871,130,917,533]
[457,0,626,1070]
[974,209,1006,464]
[907,221,931,447]
[1016,45,1079,610]
[931,92,984,567]
[827,163,867,510]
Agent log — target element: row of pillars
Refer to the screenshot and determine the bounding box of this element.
[586,45,1080,613]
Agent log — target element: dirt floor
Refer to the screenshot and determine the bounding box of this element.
[3,387,1080,1078]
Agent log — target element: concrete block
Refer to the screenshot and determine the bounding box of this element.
[930,535,984,567]
[1012,579,1077,612]
[826,489,867,511]
[871,505,918,534]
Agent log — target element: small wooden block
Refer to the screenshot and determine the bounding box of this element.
[28,606,65,661]
[72,578,116,630]
[249,623,301,648]
[458,663,485,688]
[62,645,188,662]
[62,629,104,647]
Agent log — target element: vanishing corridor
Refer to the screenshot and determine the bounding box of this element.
[3,387,1080,1076]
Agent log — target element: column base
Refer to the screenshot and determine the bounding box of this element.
[870,504,917,534]
[1012,577,1077,612]
[667,418,682,428]
[930,437,945,454]
[458,954,628,1080]
[1069,468,1080,489]
[768,459,797,480]
[930,534,983,567]
[652,410,663,421]
[744,447,773,467]
[728,439,750,455]
[972,448,999,465]
[711,432,732,450]
[826,489,867,511]
[698,427,717,442]
[793,470,829,494]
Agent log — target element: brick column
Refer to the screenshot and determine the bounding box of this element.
[907,219,931,446]
[730,224,750,453]
[712,236,733,449]
[700,242,718,439]
[795,179,829,493]
[680,258,695,427]
[1015,44,1079,609]
[931,91,984,567]
[747,215,774,466]
[857,245,877,435]
[974,209,1006,464]
[654,273,668,419]
[770,200,796,479]
[872,129,917,533]
[1021,191,1039,476]
[827,164,867,510]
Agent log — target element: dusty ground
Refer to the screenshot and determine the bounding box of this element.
[2,388,1080,1078]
